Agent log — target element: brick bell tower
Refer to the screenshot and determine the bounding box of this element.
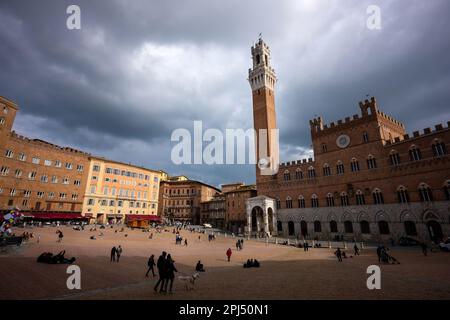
[248,37,279,182]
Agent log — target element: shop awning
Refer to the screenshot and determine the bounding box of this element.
[26,212,87,220]
[125,214,160,222]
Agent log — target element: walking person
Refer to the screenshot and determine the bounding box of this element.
[116,245,123,262]
[154,251,167,293]
[226,248,232,262]
[57,230,64,242]
[164,254,178,294]
[146,254,156,277]
[184,238,188,246]
[335,248,343,262]
[376,245,382,263]
[354,243,360,256]
[110,246,117,262]
[240,239,244,249]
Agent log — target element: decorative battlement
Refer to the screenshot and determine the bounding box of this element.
[10,131,90,155]
[280,157,315,168]
[309,96,405,136]
[384,122,450,146]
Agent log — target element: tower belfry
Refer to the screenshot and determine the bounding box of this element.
[248,38,279,180]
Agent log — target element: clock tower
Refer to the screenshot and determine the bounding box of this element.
[248,38,279,181]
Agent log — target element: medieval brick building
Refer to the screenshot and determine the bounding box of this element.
[246,39,450,243]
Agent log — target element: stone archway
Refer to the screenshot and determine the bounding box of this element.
[246,196,277,237]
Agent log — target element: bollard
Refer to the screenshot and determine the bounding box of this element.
[287,238,290,246]
[225,233,227,238]
[275,237,278,244]
[361,241,364,249]
[328,241,331,249]
[343,242,347,249]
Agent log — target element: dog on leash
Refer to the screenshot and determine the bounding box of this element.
[178,272,200,291]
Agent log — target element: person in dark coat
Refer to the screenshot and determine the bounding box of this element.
[145,254,156,277]
[226,248,232,262]
[354,244,360,256]
[421,242,428,256]
[376,245,382,263]
[154,251,167,293]
[335,248,343,262]
[110,246,117,262]
[164,254,178,293]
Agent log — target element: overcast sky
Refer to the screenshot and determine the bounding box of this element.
[1,0,449,187]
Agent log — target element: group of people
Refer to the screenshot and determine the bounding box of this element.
[235,239,244,251]
[153,251,178,294]
[175,234,188,246]
[377,245,400,264]
[37,250,76,264]
[110,245,123,262]
[243,259,260,268]
[208,234,216,242]
[21,231,35,241]
[334,244,360,262]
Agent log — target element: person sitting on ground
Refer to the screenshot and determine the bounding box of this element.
[90,235,96,240]
[244,259,252,268]
[253,259,260,268]
[195,260,205,272]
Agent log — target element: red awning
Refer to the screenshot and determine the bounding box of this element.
[27,212,87,220]
[125,215,160,221]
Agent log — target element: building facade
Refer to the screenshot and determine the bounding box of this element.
[223,183,257,234]
[246,40,450,243]
[0,96,90,218]
[200,193,226,229]
[159,178,220,224]
[82,157,162,224]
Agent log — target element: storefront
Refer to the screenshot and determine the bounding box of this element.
[125,214,160,228]
[23,212,88,223]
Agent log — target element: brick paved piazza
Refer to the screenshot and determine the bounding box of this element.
[1,225,449,300]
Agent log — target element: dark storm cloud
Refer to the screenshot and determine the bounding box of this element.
[0,0,449,186]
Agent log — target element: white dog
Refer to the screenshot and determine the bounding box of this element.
[178,272,200,291]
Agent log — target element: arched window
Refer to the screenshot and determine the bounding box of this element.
[286,196,293,209]
[283,170,291,181]
[276,198,281,209]
[418,183,433,202]
[409,145,422,161]
[323,163,331,176]
[336,160,345,175]
[330,220,338,233]
[308,166,316,179]
[397,185,409,204]
[389,150,400,166]
[350,158,360,172]
[340,192,349,206]
[378,221,390,234]
[404,221,417,236]
[355,190,365,205]
[432,140,447,157]
[311,194,319,208]
[360,220,370,234]
[373,188,384,205]
[367,154,377,169]
[326,193,335,207]
[288,221,295,236]
[295,168,303,180]
[314,220,322,233]
[298,195,305,208]
[344,220,353,233]
[363,131,369,143]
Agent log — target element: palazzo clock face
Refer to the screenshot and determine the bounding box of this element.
[336,134,350,148]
